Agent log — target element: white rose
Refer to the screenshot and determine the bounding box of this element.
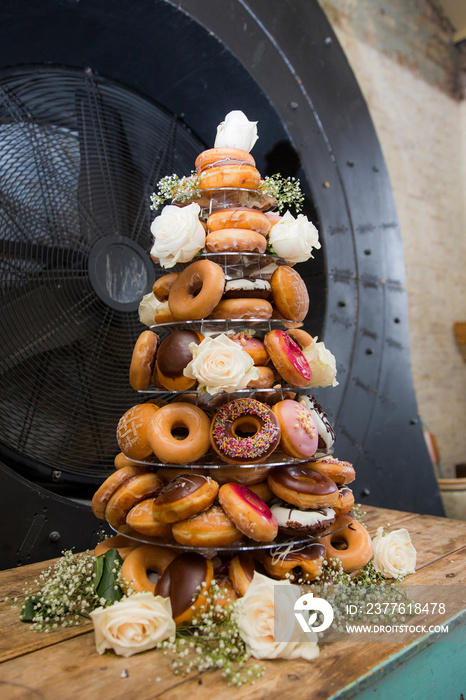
[235,572,319,661]
[372,527,417,579]
[150,203,205,269]
[214,110,258,152]
[138,292,168,326]
[268,211,321,264]
[90,593,175,658]
[183,333,259,395]
[302,337,338,388]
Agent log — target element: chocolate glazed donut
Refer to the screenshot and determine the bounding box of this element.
[155,552,214,625]
[267,464,339,509]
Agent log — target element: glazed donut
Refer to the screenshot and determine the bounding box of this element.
[333,486,355,516]
[147,402,211,464]
[114,452,137,470]
[207,208,271,236]
[223,278,272,300]
[116,403,160,461]
[265,212,282,227]
[267,464,339,509]
[152,273,179,301]
[311,457,356,485]
[264,330,312,387]
[272,399,318,459]
[125,498,173,537]
[171,505,243,547]
[320,518,373,573]
[262,543,326,582]
[210,398,280,465]
[228,553,258,596]
[152,474,219,523]
[211,465,272,486]
[205,229,267,254]
[94,535,136,560]
[246,365,275,389]
[229,332,270,364]
[199,163,261,190]
[155,330,203,391]
[271,266,309,323]
[121,545,176,594]
[168,259,225,321]
[209,298,273,320]
[91,465,142,519]
[270,502,336,535]
[247,480,274,503]
[155,552,214,625]
[129,331,159,391]
[286,328,314,350]
[105,472,164,529]
[195,147,255,173]
[218,483,278,542]
[298,395,335,451]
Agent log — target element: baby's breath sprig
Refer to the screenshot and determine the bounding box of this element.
[350,503,367,526]
[157,580,264,687]
[18,548,123,632]
[259,174,305,213]
[150,173,200,211]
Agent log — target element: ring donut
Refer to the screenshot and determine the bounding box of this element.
[209,298,273,320]
[246,365,275,389]
[91,465,142,519]
[270,502,336,535]
[105,472,164,529]
[271,266,309,323]
[168,259,225,321]
[199,163,261,190]
[152,273,179,301]
[333,487,355,515]
[229,333,270,364]
[262,543,326,582]
[121,544,177,594]
[207,208,271,236]
[114,452,137,470]
[272,399,319,459]
[228,553,258,596]
[94,535,137,560]
[264,330,312,387]
[129,331,159,390]
[195,147,255,173]
[155,552,214,625]
[155,330,203,391]
[147,403,211,464]
[210,398,281,465]
[125,498,173,537]
[320,518,373,573]
[218,483,278,542]
[267,464,339,509]
[171,505,242,547]
[205,229,267,254]
[152,474,219,523]
[311,457,356,485]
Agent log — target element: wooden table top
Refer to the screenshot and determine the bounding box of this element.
[1,505,466,700]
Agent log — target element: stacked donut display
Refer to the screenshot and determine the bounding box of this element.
[91,113,373,609]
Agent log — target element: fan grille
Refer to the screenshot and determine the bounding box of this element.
[0,66,204,486]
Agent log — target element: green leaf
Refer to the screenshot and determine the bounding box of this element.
[20,596,39,622]
[93,553,104,592]
[95,549,124,604]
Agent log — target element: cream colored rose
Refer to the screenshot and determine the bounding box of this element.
[150,202,205,268]
[268,211,321,264]
[372,527,417,579]
[214,110,258,152]
[235,572,319,661]
[302,337,338,388]
[90,593,175,658]
[138,292,168,327]
[183,333,259,395]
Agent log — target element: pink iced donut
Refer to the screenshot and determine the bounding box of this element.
[264,330,311,387]
[272,399,319,459]
[218,483,278,542]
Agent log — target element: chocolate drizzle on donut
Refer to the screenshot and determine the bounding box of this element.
[270,465,338,495]
[155,552,208,620]
[155,474,208,504]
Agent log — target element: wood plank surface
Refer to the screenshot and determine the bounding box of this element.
[0,507,465,700]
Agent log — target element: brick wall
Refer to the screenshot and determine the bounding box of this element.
[319,0,466,476]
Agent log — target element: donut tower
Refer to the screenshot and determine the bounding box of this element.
[91,111,373,617]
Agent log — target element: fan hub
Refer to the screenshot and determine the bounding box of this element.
[88,235,154,312]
